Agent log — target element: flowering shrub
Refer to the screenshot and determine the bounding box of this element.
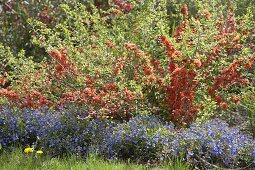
[98,115,175,162]
[40,114,116,157]
[163,120,255,168]
[0,1,255,169]
[0,106,116,156]
[0,106,19,148]
[0,107,254,168]
[0,0,254,126]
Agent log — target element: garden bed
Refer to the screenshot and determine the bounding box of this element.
[0,0,255,169]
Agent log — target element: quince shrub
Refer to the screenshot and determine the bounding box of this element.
[0,0,254,126]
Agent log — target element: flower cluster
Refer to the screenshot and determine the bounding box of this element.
[0,107,254,168]
[0,106,19,148]
[49,48,77,77]
[37,9,53,24]
[208,58,253,107]
[0,106,116,156]
[112,0,134,13]
[164,120,255,168]
[24,146,43,155]
[0,88,52,109]
[156,36,200,126]
[98,115,174,162]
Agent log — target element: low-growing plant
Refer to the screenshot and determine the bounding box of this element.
[162,120,255,169]
[0,107,254,169]
[98,115,175,162]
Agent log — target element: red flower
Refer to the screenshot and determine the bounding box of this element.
[123,3,133,11]
[174,50,182,57]
[55,65,63,73]
[194,59,201,68]
[220,102,228,110]
[42,9,48,14]
[244,61,253,69]
[124,43,137,51]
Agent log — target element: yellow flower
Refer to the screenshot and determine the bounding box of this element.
[36,150,43,154]
[24,147,33,153]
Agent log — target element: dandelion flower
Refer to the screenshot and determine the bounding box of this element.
[36,150,43,154]
[24,147,33,153]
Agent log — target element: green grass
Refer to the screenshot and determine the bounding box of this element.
[0,149,190,170]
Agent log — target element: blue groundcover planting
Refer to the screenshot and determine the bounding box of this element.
[0,106,254,168]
